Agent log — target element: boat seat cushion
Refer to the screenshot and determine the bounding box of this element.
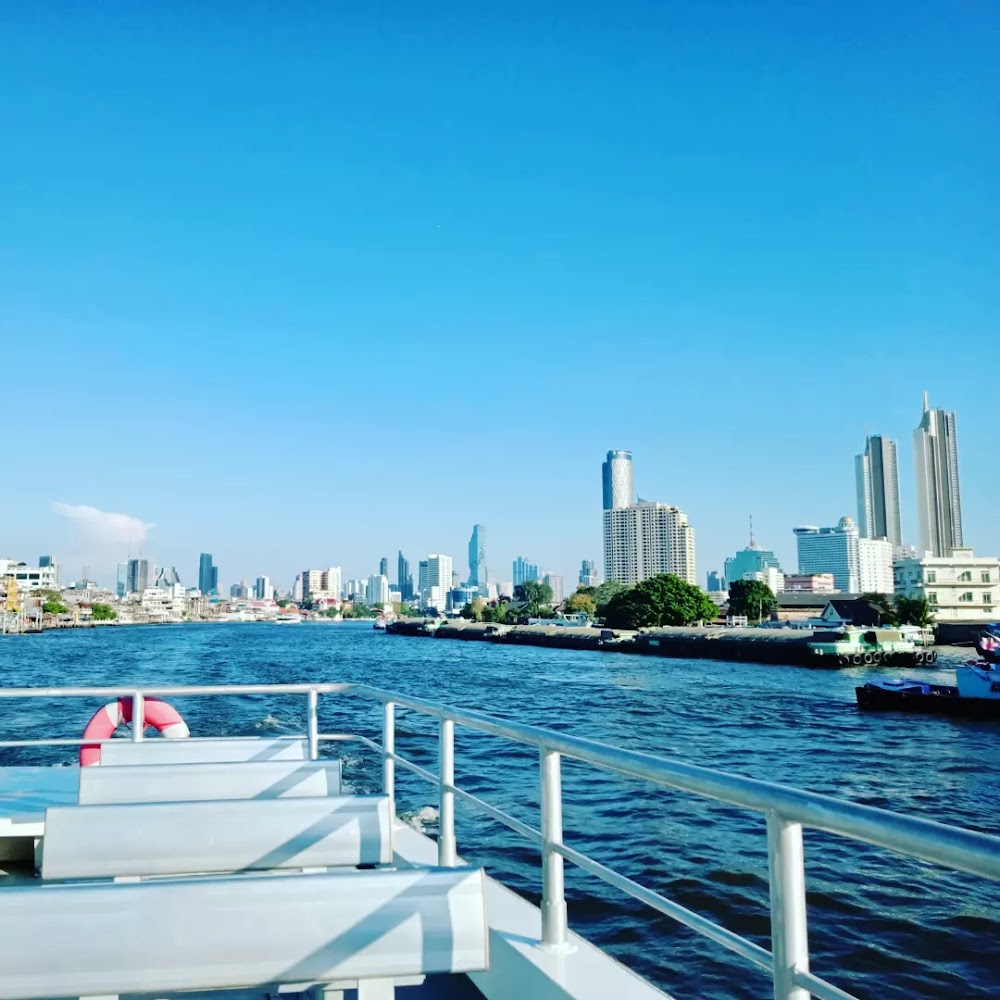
[41,795,392,880]
[77,759,342,805]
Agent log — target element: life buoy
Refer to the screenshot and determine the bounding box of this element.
[80,697,189,766]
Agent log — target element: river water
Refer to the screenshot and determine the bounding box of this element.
[0,622,996,999]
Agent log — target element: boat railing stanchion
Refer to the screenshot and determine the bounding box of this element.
[766,811,810,1000]
[131,691,144,743]
[540,747,571,951]
[438,718,457,866]
[383,701,395,820]
[306,689,319,760]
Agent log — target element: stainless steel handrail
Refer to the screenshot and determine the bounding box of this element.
[0,682,997,1000]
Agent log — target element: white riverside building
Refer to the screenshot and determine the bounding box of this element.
[914,392,964,557]
[603,501,696,587]
[420,554,453,608]
[0,560,59,592]
[795,516,893,594]
[301,567,342,602]
[365,574,390,607]
[894,548,999,621]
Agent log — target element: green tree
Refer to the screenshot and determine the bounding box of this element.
[603,574,717,629]
[895,595,935,627]
[482,601,513,624]
[90,603,117,621]
[727,579,777,623]
[461,598,487,621]
[42,600,68,615]
[591,581,628,613]
[276,598,292,608]
[860,592,899,626]
[342,601,373,619]
[514,581,554,617]
[565,591,598,616]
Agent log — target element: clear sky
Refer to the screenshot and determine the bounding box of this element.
[2,2,997,592]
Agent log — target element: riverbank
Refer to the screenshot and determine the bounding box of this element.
[386,618,942,667]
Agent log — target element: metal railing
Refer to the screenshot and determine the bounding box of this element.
[0,682,998,1000]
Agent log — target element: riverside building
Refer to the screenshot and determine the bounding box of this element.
[301,567,342,602]
[914,393,964,557]
[795,517,893,594]
[894,548,999,621]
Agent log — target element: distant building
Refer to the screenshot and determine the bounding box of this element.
[603,501,696,587]
[858,537,894,594]
[254,576,273,601]
[38,555,53,569]
[468,525,487,590]
[302,567,342,602]
[542,573,564,605]
[894,548,999,622]
[397,551,413,601]
[421,555,453,607]
[855,435,902,548]
[602,450,634,510]
[706,570,725,593]
[782,573,836,593]
[724,546,782,589]
[795,518,860,593]
[366,574,390,607]
[379,557,388,578]
[198,554,218,596]
[914,393,964,557]
[292,574,303,602]
[116,562,128,598]
[126,558,150,595]
[741,567,785,595]
[155,566,181,589]
[343,579,366,601]
[579,560,600,588]
[448,586,478,612]
[512,557,539,587]
[497,581,514,599]
[229,581,249,599]
[0,559,59,592]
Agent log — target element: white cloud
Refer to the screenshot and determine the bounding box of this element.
[52,502,154,547]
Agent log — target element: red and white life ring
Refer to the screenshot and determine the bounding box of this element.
[80,697,190,766]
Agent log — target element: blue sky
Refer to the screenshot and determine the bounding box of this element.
[2,2,997,591]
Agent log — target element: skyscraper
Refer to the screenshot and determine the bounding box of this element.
[602,450,634,510]
[379,557,389,578]
[855,435,902,547]
[126,558,149,595]
[116,562,128,598]
[366,574,390,607]
[420,555,452,609]
[579,560,600,587]
[542,572,564,605]
[512,557,539,587]
[254,576,273,600]
[468,525,487,590]
[198,554,217,596]
[603,501,696,586]
[914,393,963,557]
[397,551,413,601]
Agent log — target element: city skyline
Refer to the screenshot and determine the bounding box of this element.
[4,8,997,589]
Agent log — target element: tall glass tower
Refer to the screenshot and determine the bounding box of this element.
[855,435,902,548]
[601,450,634,510]
[913,393,963,557]
[198,553,217,596]
[468,525,487,589]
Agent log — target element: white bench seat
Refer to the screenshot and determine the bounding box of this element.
[41,795,391,880]
[99,737,308,766]
[0,866,488,1000]
[77,759,342,805]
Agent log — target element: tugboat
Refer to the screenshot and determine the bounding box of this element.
[856,626,1000,717]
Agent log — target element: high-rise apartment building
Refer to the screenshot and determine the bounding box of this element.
[366,574,390,607]
[794,516,890,592]
[579,560,600,587]
[419,554,452,610]
[914,393,963,557]
[254,576,272,600]
[301,567,342,602]
[512,557,539,587]
[602,450,634,510]
[198,554,217,596]
[468,525,487,590]
[603,501,696,586]
[397,551,413,602]
[542,572,564,605]
[855,435,902,547]
[706,570,725,592]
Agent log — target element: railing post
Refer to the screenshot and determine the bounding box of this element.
[766,812,810,1000]
[131,691,144,742]
[540,748,570,950]
[306,689,319,760]
[383,701,395,819]
[438,718,457,866]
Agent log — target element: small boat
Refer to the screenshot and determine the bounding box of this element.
[856,661,1000,718]
[274,612,302,625]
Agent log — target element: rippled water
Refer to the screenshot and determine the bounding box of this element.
[0,622,996,999]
